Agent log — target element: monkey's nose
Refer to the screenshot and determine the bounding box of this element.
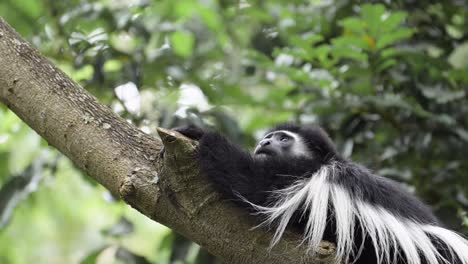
[260,139,271,147]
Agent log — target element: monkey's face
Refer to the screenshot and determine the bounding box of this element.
[253,130,311,160]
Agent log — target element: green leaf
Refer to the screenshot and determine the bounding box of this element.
[448,42,468,69]
[73,65,94,81]
[380,47,397,59]
[332,36,370,50]
[376,28,413,49]
[361,4,386,36]
[351,83,373,95]
[198,6,222,32]
[340,18,366,33]
[314,45,332,63]
[446,24,463,39]
[382,12,407,31]
[174,1,197,19]
[420,85,466,104]
[377,59,397,72]
[455,128,468,143]
[170,31,195,58]
[361,4,386,23]
[103,59,123,73]
[87,28,108,44]
[332,46,368,61]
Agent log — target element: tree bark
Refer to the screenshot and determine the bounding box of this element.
[0,18,336,264]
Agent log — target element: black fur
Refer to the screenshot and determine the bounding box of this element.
[174,123,463,264]
[175,124,323,207]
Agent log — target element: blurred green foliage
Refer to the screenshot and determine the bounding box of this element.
[0,0,467,263]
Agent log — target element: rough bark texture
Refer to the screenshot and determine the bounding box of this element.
[0,18,337,264]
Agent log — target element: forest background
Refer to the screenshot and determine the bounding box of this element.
[0,1,467,263]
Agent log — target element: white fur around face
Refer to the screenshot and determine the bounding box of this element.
[257,130,312,158]
[242,163,468,264]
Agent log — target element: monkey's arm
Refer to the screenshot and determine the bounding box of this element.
[174,125,271,206]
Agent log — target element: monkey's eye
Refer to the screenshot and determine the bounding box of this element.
[280,137,289,142]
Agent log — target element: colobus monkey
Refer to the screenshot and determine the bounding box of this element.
[174,123,468,264]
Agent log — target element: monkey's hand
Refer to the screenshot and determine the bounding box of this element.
[159,125,205,159]
[173,124,205,141]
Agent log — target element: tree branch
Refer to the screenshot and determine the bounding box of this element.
[0,18,336,264]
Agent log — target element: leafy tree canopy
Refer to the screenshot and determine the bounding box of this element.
[0,1,467,263]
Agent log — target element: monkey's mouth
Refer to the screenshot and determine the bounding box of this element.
[254,148,276,156]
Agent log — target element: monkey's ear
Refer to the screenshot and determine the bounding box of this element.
[172,124,205,141]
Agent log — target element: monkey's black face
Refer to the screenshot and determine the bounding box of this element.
[253,130,311,160]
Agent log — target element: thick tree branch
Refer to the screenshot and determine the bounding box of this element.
[0,18,336,264]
